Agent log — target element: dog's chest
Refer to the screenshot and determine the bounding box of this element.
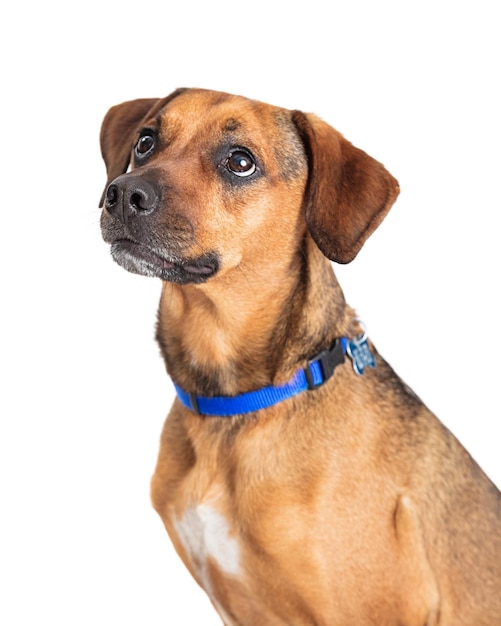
[174,502,241,584]
[172,499,246,624]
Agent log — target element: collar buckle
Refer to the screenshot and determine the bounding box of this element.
[304,337,346,390]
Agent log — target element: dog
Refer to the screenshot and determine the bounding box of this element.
[99,88,501,625]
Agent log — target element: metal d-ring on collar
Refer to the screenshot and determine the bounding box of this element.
[173,325,376,417]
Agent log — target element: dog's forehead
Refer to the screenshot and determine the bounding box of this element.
[157,90,297,147]
[151,89,307,178]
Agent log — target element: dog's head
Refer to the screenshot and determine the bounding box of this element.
[99,88,399,285]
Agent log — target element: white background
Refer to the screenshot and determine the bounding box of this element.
[1,1,499,624]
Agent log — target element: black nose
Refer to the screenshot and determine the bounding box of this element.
[104,174,160,225]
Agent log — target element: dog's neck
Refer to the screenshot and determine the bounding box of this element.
[156,236,354,397]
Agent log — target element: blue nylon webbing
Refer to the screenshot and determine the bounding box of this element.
[173,337,347,417]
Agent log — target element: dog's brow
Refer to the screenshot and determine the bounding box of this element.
[140,112,161,129]
[225,118,240,132]
[222,107,256,133]
[158,113,182,145]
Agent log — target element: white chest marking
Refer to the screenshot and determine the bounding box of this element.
[174,504,240,582]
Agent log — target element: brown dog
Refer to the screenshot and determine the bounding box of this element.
[99,88,501,625]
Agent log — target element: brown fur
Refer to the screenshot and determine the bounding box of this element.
[100,88,501,625]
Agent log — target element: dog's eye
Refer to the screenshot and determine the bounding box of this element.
[135,133,155,157]
[225,149,256,177]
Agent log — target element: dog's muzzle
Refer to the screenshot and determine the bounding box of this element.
[102,173,220,285]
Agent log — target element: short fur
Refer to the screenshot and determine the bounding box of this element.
[100,88,501,625]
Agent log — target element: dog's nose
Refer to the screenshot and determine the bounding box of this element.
[104,174,160,225]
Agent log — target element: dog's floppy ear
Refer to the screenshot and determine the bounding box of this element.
[292,111,400,264]
[99,88,187,206]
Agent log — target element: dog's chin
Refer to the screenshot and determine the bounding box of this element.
[110,240,219,285]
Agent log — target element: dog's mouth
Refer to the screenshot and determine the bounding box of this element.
[110,240,219,284]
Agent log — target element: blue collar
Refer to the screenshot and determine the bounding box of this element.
[174,336,351,417]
